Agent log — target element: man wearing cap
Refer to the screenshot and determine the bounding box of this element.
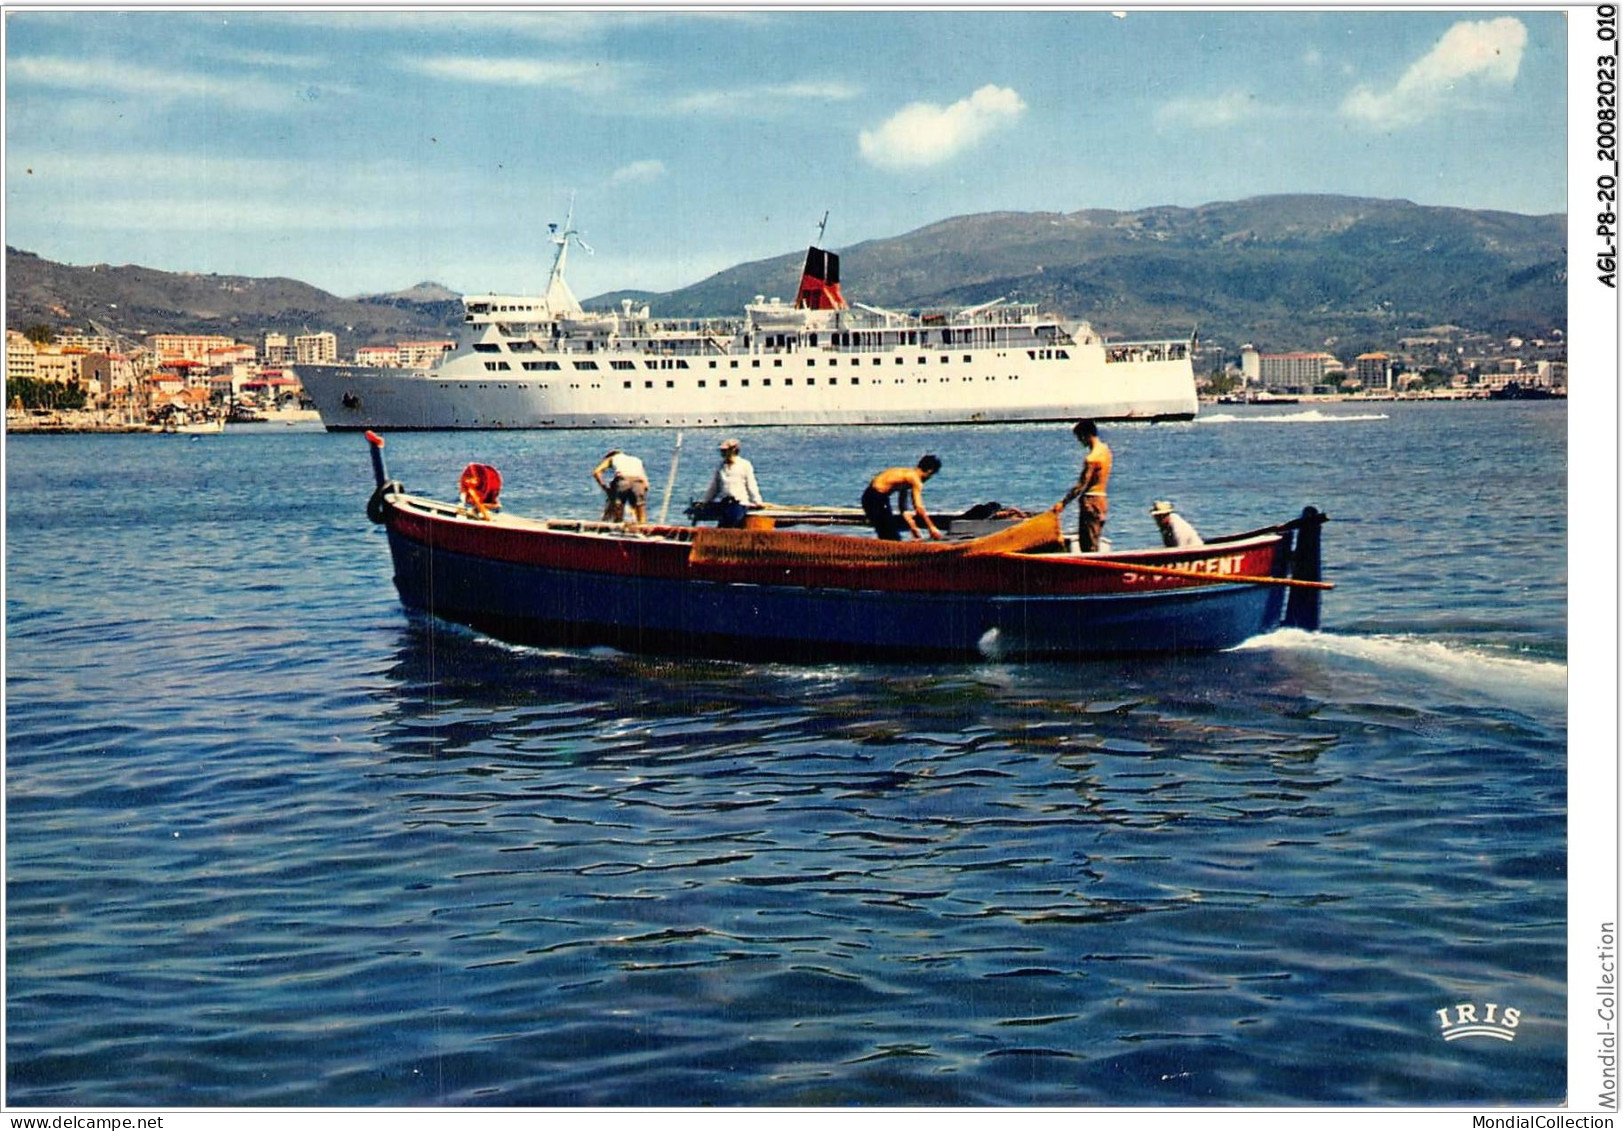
[592,448,649,524]
[1150,500,1203,548]
[700,438,764,528]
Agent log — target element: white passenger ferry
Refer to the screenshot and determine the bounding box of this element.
[295,214,1199,431]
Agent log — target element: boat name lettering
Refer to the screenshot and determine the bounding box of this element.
[1125,553,1247,585]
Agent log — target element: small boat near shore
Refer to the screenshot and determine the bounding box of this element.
[360,434,1329,661]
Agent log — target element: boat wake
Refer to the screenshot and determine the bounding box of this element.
[1241,628,1567,705]
[1199,410,1389,424]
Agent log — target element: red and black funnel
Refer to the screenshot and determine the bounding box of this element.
[793,247,847,311]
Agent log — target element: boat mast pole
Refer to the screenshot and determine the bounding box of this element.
[657,432,683,525]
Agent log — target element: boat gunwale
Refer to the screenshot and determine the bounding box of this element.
[381,490,1291,577]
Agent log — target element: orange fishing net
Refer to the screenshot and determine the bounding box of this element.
[689,510,1063,567]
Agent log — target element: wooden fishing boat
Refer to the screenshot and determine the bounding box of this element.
[362,433,1329,661]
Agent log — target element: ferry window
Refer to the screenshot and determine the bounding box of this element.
[666,381,674,388]
[895,357,903,364]
[677,360,690,369]
[474,343,501,353]
[1057,350,1070,360]
[645,381,654,389]
[872,358,881,366]
[940,356,949,364]
[574,361,599,370]
[963,355,972,363]
[698,380,706,388]
[730,361,739,369]
[611,360,635,370]
[828,377,837,386]
[918,357,927,365]
[741,380,749,387]
[785,378,794,386]
[1028,351,1037,360]
[720,380,728,388]
[623,381,633,390]
[807,359,816,367]
[709,361,717,369]
[850,377,859,385]
[763,379,771,386]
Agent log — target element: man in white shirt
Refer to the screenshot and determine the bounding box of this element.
[701,438,764,528]
[1150,500,1203,548]
[592,449,649,524]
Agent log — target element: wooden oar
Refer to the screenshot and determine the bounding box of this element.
[1007,553,1334,590]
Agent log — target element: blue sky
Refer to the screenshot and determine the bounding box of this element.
[4,8,1569,300]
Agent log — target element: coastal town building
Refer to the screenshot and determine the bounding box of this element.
[6,330,38,381]
[55,332,116,354]
[398,340,457,367]
[294,331,338,364]
[148,333,241,363]
[1241,346,1337,392]
[356,345,400,367]
[34,352,84,385]
[1356,352,1393,391]
[264,332,291,364]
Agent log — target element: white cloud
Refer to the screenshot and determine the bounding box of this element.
[859,84,1026,170]
[399,55,621,93]
[8,55,293,111]
[1341,17,1527,127]
[610,159,667,185]
[667,80,861,116]
[213,47,329,70]
[1155,90,1262,130]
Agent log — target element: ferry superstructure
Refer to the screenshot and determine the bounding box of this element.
[296,215,1199,431]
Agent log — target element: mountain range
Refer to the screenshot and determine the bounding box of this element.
[6,195,1566,361]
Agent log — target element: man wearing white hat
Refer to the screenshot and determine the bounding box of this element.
[701,437,764,528]
[1150,500,1203,548]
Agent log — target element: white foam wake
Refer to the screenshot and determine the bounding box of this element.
[1240,628,1568,702]
[1199,410,1389,424]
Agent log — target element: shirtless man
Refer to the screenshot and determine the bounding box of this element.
[862,455,943,541]
[1052,419,1111,551]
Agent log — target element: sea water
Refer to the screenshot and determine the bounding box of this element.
[5,401,1568,1106]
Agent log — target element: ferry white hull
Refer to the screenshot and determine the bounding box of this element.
[296,349,1197,431]
[297,221,1199,431]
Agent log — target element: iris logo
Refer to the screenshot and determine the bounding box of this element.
[1437,1002,1522,1042]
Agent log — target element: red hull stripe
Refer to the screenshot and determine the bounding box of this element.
[387,505,1286,597]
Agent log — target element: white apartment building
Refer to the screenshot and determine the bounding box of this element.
[5,331,38,381]
[356,345,401,367]
[294,331,338,364]
[1355,352,1393,391]
[34,353,84,384]
[148,333,240,362]
[398,340,456,368]
[1241,346,1335,391]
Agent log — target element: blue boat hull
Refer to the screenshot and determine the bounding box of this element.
[386,530,1288,661]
